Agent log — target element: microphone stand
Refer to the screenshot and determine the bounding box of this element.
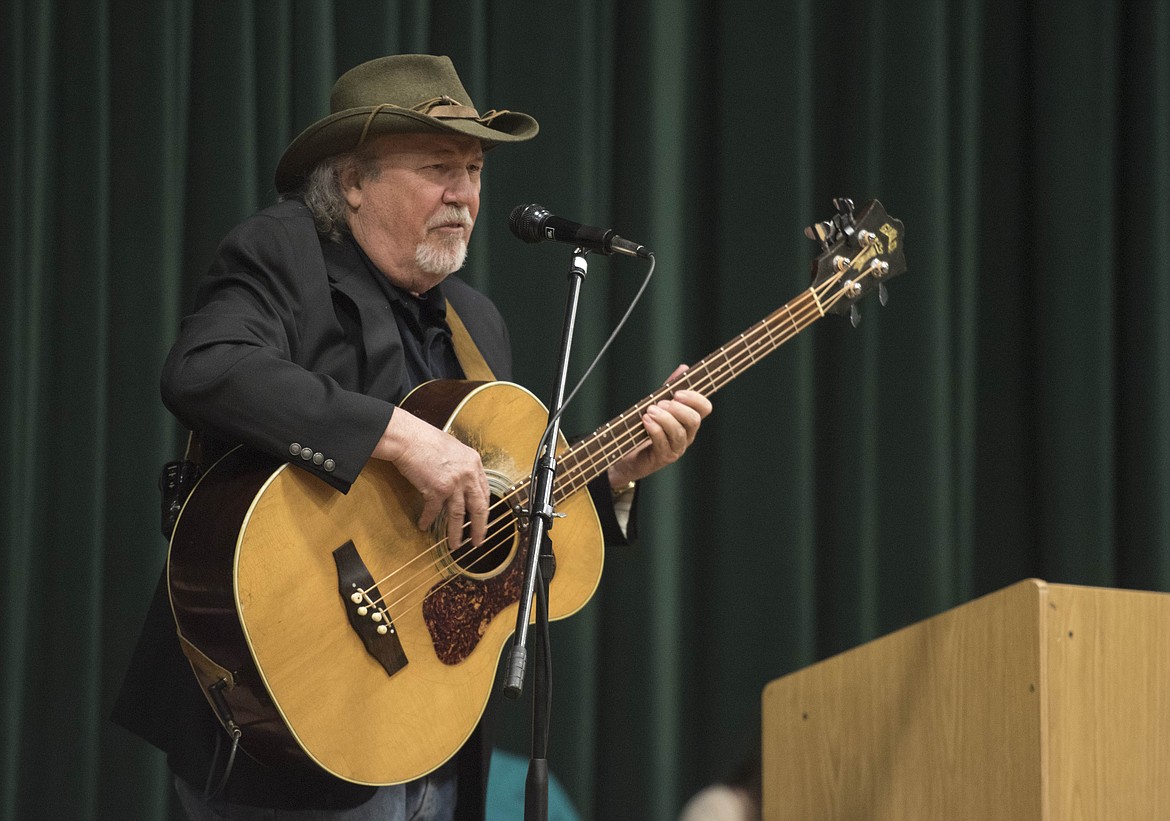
[503,248,589,821]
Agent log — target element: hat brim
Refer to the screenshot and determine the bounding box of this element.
[274,107,539,193]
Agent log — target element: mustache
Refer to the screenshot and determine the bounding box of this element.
[427,206,473,230]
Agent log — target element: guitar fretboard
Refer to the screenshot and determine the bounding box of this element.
[528,278,841,504]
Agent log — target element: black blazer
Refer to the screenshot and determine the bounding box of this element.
[160,198,513,491]
[114,200,629,816]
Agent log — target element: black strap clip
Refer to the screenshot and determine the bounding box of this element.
[159,459,201,539]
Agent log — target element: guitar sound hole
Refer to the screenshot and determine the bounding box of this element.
[447,494,518,578]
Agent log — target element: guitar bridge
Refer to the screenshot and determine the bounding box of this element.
[333,540,408,678]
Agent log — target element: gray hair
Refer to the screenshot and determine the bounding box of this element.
[283,146,383,243]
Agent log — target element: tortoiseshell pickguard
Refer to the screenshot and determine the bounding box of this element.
[422,543,528,665]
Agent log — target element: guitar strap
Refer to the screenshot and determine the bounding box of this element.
[445,302,497,382]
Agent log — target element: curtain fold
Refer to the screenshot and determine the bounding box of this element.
[1032,0,1119,584]
[4,2,1169,819]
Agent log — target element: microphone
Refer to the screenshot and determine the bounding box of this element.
[508,204,651,259]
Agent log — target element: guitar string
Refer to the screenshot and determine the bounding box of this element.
[360,273,857,621]
[360,267,865,621]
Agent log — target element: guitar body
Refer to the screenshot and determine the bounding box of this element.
[167,380,605,785]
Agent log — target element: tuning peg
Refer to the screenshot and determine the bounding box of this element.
[850,303,861,328]
[804,221,835,251]
[878,282,889,306]
[833,197,855,220]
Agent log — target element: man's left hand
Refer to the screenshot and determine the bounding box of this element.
[607,364,712,491]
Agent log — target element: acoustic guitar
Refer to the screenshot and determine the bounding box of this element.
[167,198,906,785]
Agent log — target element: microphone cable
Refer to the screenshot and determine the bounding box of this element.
[526,252,657,494]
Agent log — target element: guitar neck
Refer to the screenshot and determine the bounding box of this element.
[551,281,835,500]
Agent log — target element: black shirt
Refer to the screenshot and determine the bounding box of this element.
[355,239,465,385]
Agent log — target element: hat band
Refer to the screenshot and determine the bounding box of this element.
[354,95,488,149]
[357,103,393,147]
[427,103,480,119]
[413,95,480,119]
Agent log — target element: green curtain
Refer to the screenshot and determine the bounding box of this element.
[3,1,1167,819]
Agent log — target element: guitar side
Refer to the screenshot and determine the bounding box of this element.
[166,447,307,770]
[169,380,606,785]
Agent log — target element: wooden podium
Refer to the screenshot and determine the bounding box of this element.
[761,579,1170,819]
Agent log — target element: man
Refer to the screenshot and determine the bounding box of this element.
[114,54,710,820]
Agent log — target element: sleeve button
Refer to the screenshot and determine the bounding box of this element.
[324,459,336,472]
[289,443,302,456]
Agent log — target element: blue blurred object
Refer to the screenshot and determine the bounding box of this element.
[486,748,582,821]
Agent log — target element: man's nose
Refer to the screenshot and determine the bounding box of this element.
[444,170,478,203]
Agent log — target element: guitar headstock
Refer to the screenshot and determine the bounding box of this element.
[806,198,907,326]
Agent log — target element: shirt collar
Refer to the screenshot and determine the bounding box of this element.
[350,237,448,323]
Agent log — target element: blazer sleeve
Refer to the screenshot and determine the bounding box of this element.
[588,474,639,545]
[161,208,392,492]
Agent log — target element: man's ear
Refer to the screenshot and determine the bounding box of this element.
[340,163,363,210]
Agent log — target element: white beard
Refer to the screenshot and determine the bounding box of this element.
[415,205,472,275]
[415,235,468,275]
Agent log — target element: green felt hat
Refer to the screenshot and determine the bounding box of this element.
[275,54,539,193]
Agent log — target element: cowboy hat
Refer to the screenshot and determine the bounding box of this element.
[274,54,539,193]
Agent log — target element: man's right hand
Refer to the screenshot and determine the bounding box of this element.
[372,409,489,553]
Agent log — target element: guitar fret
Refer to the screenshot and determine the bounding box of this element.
[561,475,582,498]
[623,419,637,450]
[762,316,779,351]
[584,434,601,463]
[740,333,755,364]
[623,411,640,437]
[784,303,802,335]
[711,348,730,383]
[687,364,712,396]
